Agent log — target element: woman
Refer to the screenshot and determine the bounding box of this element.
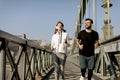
[51,21,69,80]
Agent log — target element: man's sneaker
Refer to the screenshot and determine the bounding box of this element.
[80,76,85,80]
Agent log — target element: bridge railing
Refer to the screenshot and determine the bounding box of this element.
[0,30,53,80]
[95,35,120,80]
[68,35,120,80]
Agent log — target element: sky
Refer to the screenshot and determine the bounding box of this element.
[0,0,120,43]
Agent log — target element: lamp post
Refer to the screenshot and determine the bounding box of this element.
[101,0,113,40]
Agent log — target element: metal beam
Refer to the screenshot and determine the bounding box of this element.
[70,0,88,55]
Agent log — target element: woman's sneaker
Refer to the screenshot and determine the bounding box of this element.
[80,76,85,80]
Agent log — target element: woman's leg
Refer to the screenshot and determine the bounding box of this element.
[53,53,60,80]
[58,53,67,79]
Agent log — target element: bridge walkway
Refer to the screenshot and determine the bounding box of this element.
[42,60,110,80]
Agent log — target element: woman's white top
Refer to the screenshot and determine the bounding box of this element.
[51,31,69,53]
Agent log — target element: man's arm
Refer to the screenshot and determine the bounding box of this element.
[76,39,83,50]
[94,40,99,48]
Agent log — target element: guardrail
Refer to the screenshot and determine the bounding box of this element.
[95,35,120,80]
[0,30,53,80]
[68,35,120,80]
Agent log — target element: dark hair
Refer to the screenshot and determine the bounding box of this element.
[54,28,58,34]
[85,18,93,24]
[54,28,66,34]
[54,21,66,34]
[56,21,64,27]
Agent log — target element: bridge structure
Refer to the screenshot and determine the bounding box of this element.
[0,0,120,80]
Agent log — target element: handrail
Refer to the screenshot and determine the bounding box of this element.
[0,30,26,44]
[100,35,120,45]
[68,34,120,80]
[0,30,53,80]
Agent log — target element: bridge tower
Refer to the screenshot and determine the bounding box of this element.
[101,0,114,40]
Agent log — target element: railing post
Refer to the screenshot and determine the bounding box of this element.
[31,48,36,79]
[0,49,6,80]
[19,44,26,80]
[0,40,6,80]
[101,45,107,76]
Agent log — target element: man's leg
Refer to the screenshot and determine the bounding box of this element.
[88,69,93,80]
[88,56,95,80]
[79,55,86,80]
[81,68,86,77]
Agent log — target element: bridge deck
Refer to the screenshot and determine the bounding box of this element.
[48,61,81,80]
[43,60,110,80]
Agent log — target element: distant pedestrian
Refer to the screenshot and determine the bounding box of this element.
[51,21,69,80]
[76,18,99,80]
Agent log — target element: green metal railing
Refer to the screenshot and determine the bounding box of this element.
[0,30,53,80]
[68,35,120,80]
[94,35,120,80]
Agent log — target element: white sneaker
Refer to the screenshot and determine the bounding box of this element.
[80,76,85,80]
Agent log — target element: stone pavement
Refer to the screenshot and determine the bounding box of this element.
[43,58,114,80]
[47,61,98,80]
[48,61,81,80]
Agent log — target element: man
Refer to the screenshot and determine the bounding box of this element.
[76,18,99,80]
